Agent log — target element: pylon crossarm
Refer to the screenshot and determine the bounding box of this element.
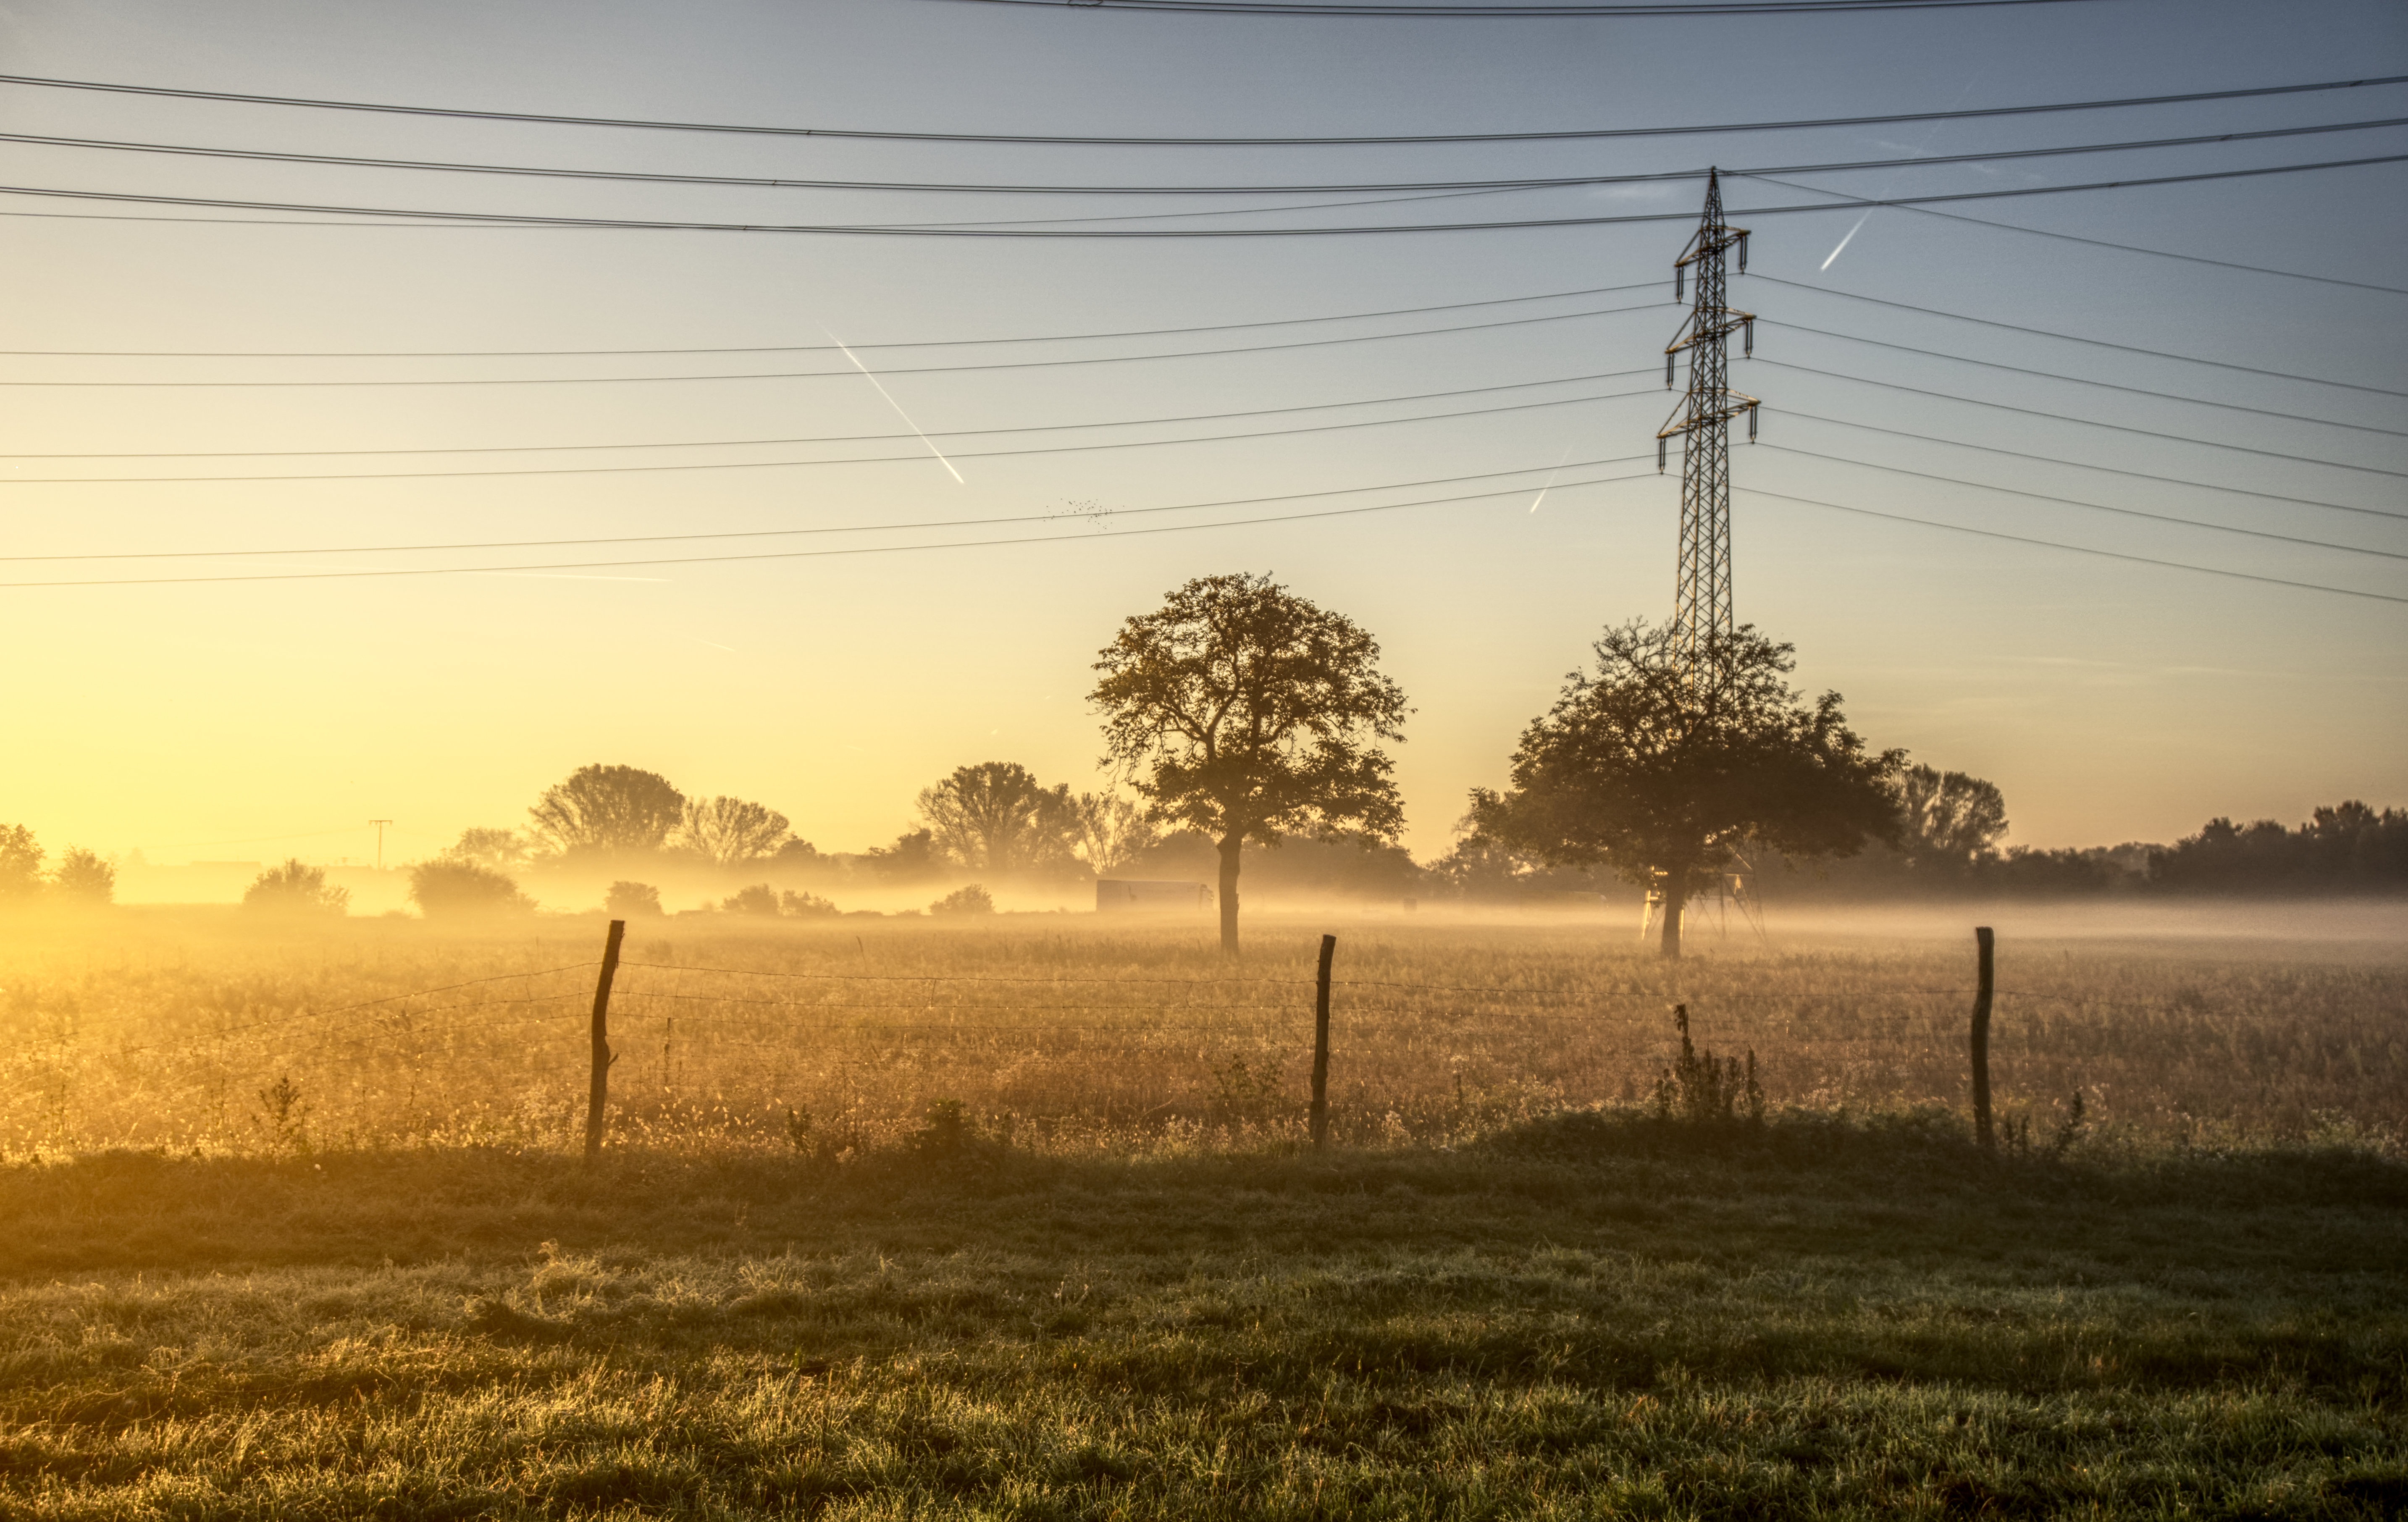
[1657,391,1761,439]
[1665,306,1756,356]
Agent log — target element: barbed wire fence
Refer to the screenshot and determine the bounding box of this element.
[2,921,2393,1160]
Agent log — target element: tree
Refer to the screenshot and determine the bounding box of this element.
[0,825,42,903]
[1895,764,2007,874]
[1071,791,1158,878]
[445,828,529,873]
[1471,620,1899,958]
[1092,573,1408,953]
[243,860,350,917]
[409,859,534,918]
[604,881,664,917]
[917,762,1077,875]
[864,828,943,881]
[51,848,116,905]
[527,764,685,857]
[676,795,794,868]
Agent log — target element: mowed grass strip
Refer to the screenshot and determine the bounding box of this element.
[3,1115,2403,1518]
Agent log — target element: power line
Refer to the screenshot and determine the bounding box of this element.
[1749,276,2408,395]
[13,116,2403,195]
[0,368,1649,462]
[0,298,1667,386]
[1758,444,2408,560]
[3,150,2402,236]
[1779,408,2407,521]
[0,279,1655,360]
[1762,322,2408,438]
[11,462,2398,606]
[0,382,1664,484]
[1740,172,2408,296]
[3,69,2390,147]
[1757,358,2408,479]
[0,452,1657,562]
[885,0,2122,16]
[1734,484,2408,606]
[0,468,1667,588]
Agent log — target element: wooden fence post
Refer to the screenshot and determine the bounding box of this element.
[1309,934,1336,1151]
[1971,925,1995,1151]
[585,919,625,1165]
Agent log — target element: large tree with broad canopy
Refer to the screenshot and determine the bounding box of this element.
[1471,620,1899,958]
[1091,573,1407,953]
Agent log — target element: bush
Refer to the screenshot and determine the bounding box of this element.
[929,884,995,917]
[604,881,664,917]
[243,859,350,917]
[723,884,782,916]
[50,848,115,906]
[408,859,534,918]
[780,890,839,918]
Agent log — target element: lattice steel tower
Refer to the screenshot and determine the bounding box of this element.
[1656,168,1760,673]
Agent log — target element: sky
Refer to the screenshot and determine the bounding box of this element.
[1,0,2403,871]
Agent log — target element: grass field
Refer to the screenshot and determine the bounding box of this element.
[2,907,2403,1517]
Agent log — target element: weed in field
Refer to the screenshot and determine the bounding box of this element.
[1652,1002,1765,1125]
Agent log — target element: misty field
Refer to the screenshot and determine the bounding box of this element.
[3,910,2404,1517]
[6,908,2406,1159]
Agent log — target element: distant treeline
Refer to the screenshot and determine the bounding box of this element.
[5,766,2400,919]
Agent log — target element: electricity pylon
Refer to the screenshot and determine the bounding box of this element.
[1656,167,1759,679]
[1644,169,1767,947]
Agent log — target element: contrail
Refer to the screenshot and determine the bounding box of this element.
[1528,440,1578,512]
[827,332,964,483]
[1820,213,1870,270]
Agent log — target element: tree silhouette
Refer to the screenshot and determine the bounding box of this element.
[917,762,1077,874]
[677,795,794,868]
[242,860,350,917]
[1072,791,1158,877]
[444,827,529,873]
[1895,764,2007,874]
[51,848,116,905]
[1472,620,1898,958]
[528,764,685,858]
[1092,573,1408,953]
[0,825,42,902]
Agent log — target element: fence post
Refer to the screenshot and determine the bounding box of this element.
[1971,926,1995,1151]
[1309,934,1336,1151]
[585,919,626,1165]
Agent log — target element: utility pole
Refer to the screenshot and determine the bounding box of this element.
[1656,167,1760,681]
[369,819,393,872]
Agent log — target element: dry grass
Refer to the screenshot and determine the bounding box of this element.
[4,905,2402,1160]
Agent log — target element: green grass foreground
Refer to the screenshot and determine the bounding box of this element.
[3,1116,2403,1519]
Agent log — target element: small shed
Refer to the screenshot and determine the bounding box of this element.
[1095,879,1211,913]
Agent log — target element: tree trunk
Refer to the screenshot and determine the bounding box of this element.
[1216,830,1243,955]
[1658,874,1687,960]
